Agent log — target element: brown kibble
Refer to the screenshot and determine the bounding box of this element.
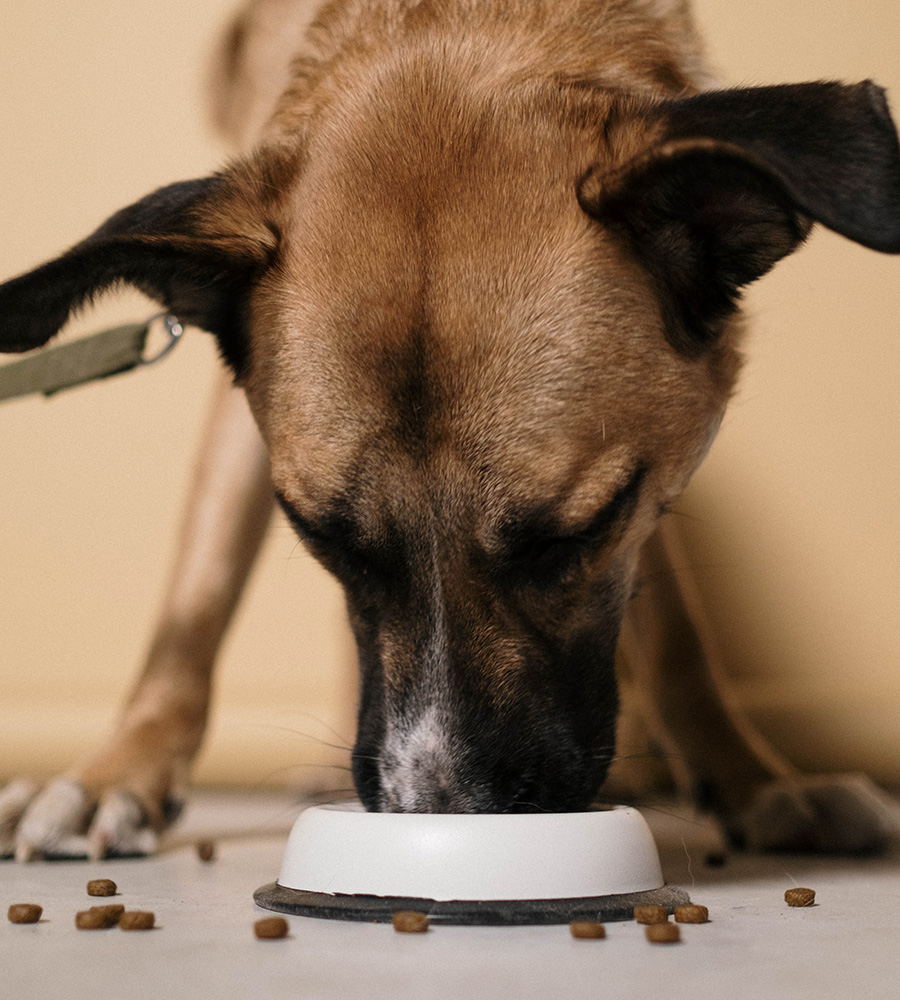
[8,904,42,924]
[86,879,117,897]
[76,909,117,930]
[785,887,816,907]
[392,910,430,933]
[90,904,125,925]
[196,841,216,862]
[674,904,709,924]
[254,916,289,939]
[633,905,669,925]
[646,922,681,944]
[704,851,727,868]
[119,911,155,931]
[570,921,606,939]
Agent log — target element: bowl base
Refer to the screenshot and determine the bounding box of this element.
[253,882,689,926]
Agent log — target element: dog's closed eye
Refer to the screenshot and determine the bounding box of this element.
[502,464,648,586]
[274,490,400,592]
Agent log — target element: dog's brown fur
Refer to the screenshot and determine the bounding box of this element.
[1,0,899,857]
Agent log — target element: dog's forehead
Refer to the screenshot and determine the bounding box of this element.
[246,80,732,519]
[253,243,724,531]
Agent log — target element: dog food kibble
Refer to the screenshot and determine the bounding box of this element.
[8,904,42,924]
[90,904,125,925]
[119,911,155,931]
[254,917,289,940]
[704,851,727,868]
[196,841,216,862]
[785,887,816,907]
[76,909,118,930]
[86,879,117,897]
[634,905,669,925]
[646,923,681,944]
[392,911,430,933]
[570,921,606,939]
[674,904,709,924]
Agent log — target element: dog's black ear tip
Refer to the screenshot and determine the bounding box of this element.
[0,303,66,353]
[0,267,78,353]
[0,327,56,354]
[861,79,894,119]
[872,230,900,255]
[855,215,900,255]
[877,237,900,255]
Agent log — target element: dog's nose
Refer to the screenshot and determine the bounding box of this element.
[379,771,474,813]
[375,720,492,813]
[368,716,549,814]
[377,764,529,813]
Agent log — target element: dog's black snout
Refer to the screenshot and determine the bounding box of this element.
[352,713,615,815]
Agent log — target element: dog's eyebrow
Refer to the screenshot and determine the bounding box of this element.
[501,462,649,552]
[571,461,648,538]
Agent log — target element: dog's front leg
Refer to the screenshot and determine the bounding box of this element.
[621,518,900,853]
[1,374,272,860]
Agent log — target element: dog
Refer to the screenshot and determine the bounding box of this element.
[1,0,899,861]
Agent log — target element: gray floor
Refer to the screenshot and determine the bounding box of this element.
[4,790,899,1000]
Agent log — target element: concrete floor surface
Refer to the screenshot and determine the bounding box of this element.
[3,790,899,1000]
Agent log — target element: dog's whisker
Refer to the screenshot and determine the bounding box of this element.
[275,710,355,750]
[255,761,356,784]
[604,750,689,763]
[250,722,354,755]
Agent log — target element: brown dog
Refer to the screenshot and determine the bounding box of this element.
[1,0,899,860]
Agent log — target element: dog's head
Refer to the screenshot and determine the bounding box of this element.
[2,80,898,811]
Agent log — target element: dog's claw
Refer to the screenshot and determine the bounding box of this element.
[741,773,900,854]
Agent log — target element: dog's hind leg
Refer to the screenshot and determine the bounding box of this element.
[619,517,900,854]
[0,373,273,860]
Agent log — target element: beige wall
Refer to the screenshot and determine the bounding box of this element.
[0,0,898,790]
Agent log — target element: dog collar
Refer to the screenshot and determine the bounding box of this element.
[0,313,183,402]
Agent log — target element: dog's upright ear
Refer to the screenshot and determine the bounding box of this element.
[0,151,294,375]
[580,81,900,353]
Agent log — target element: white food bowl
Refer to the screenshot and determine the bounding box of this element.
[254,802,687,925]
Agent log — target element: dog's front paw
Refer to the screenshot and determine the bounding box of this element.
[0,776,171,861]
[737,773,900,854]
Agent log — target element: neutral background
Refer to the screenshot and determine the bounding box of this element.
[0,0,898,791]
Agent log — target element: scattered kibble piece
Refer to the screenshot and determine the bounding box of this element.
[76,909,117,930]
[119,911,155,931]
[8,904,42,924]
[633,905,669,925]
[704,851,727,868]
[646,923,681,944]
[392,911,430,933]
[89,904,125,925]
[254,917,289,939]
[785,888,816,908]
[570,921,606,939]
[86,879,117,897]
[674,904,709,924]
[196,841,216,862]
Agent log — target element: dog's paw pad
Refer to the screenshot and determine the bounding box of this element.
[742,773,900,854]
